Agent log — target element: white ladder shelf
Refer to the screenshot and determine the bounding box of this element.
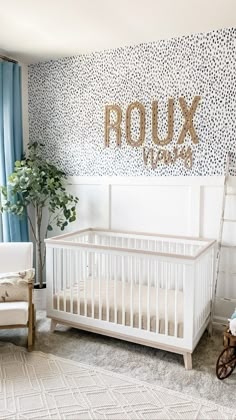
[212,154,236,328]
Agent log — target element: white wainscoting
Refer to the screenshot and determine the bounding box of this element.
[47,175,236,321]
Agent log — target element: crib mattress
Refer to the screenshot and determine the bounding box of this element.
[53,279,184,338]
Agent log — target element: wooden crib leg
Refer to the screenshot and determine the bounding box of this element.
[50,319,57,332]
[32,304,36,343]
[183,353,192,370]
[206,322,213,337]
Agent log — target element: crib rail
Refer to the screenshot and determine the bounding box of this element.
[46,228,215,260]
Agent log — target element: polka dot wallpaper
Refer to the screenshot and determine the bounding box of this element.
[28,27,236,176]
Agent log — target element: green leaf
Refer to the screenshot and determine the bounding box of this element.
[0,141,79,242]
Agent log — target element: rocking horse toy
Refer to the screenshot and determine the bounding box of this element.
[216,309,236,380]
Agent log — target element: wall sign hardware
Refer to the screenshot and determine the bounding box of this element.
[105,96,200,170]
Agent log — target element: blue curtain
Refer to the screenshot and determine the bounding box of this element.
[0,61,28,242]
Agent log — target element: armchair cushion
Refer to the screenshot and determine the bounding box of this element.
[0,301,29,325]
[0,269,35,302]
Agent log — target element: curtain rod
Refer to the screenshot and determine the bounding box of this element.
[0,54,18,64]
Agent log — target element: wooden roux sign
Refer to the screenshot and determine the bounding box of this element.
[104,96,201,169]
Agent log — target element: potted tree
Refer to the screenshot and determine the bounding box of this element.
[0,142,79,291]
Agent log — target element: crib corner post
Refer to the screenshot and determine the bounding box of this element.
[46,244,54,314]
[183,352,192,370]
[183,263,194,348]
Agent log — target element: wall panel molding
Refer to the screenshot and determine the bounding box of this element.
[46,175,236,318]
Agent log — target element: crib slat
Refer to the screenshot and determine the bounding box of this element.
[52,248,56,310]
[52,248,55,308]
[208,252,212,313]
[198,261,201,328]
[156,260,160,334]
[139,259,142,330]
[200,259,203,327]
[106,253,109,322]
[174,265,178,337]
[165,262,168,336]
[200,260,203,325]
[194,263,197,335]
[204,255,206,321]
[130,256,133,328]
[196,262,199,331]
[204,256,207,320]
[98,253,102,320]
[84,251,87,317]
[77,250,81,315]
[204,255,207,319]
[63,249,67,312]
[91,252,94,319]
[207,254,210,316]
[205,256,208,319]
[69,249,73,314]
[114,255,117,324]
[50,248,55,310]
[56,248,61,311]
[198,261,201,333]
[202,259,204,324]
[202,257,205,321]
[147,258,150,332]
[122,255,125,326]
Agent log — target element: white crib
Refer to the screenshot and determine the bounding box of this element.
[45,228,216,369]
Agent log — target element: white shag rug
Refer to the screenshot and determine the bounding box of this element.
[0,343,235,420]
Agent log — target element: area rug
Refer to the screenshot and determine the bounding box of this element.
[0,343,235,420]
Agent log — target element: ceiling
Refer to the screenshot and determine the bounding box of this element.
[0,0,236,64]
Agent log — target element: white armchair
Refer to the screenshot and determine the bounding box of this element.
[0,242,35,351]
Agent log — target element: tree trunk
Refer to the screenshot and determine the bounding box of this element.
[36,241,43,288]
[36,209,43,288]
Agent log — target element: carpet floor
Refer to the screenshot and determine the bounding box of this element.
[0,343,235,420]
[0,311,235,412]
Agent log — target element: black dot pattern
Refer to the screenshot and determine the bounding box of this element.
[28,28,236,176]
